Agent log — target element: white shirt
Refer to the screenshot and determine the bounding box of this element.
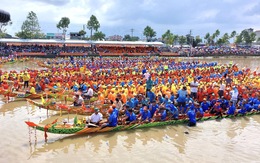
[74,96,84,105]
[219,83,225,91]
[90,112,103,123]
[230,90,239,100]
[86,88,94,96]
[144,72,150,80]
[190,81,199,93]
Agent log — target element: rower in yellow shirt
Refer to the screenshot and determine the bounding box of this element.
[29,86,36,94]
[23,71,30,89]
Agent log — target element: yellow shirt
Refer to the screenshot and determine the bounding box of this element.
[23,74,30,81]
[30,87,36,94]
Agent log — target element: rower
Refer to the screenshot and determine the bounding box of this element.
[87,108,103,127]
[152,106,167,122]
[139,105,152,124]
[225,101,236,115]
[194,102,204,118]
[73,93,84,107]
[85,86,93,100]
[187,106,196,127]
[101,108,118,128]
[122,108,137,125]
[29,86,36,94]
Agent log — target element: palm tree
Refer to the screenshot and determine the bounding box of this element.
[230,31,236,43]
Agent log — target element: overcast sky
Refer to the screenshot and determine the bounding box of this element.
[1,0,260,39]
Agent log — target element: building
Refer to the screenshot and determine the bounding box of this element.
[108,35,123,41]
[255,30,260,43]
[46,33,62,39]
[70,32,81,40]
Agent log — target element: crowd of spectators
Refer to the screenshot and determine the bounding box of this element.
[0,43,260,56]
[159,45,260,56]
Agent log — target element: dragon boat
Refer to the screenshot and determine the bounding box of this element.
[0,90,45,100]
[25,111,260,136]
[26,98,108,115]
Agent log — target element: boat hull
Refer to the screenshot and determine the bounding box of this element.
[25,111,260,135]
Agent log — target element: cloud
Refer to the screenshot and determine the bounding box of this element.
[245,2,260,15]
[1,0,260,38]
[32,0,70,6]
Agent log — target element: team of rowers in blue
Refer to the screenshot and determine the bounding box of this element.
[90,87,260,128]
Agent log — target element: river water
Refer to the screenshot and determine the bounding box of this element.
[0,57,260,163]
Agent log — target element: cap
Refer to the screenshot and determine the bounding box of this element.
[94,108,99,112]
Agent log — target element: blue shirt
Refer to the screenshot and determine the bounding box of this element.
[187,109,196,123]
[195,107,204,116]
[244,104,253,112]
[141,110,152,121]
[73,85,79,91]
[201,102,210,111]
[125,111,137,122]
[166,103,179,119]
[177,89,187,102]
[160,110,167,121]
[170,95,175,102]
[113,108,119,117]
[158,97,165,104]
[126,100,134,109]
[108,112,118,127]
[227,105,236,115]
[81,84,87,92]
[149,104,159,117]
[147,91,156,103]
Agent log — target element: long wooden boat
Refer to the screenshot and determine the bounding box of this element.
[0,88,67,101]
[25,111,260,136]
[0,90,44,99]
[26,99,108,115]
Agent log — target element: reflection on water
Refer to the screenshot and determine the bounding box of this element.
[1,58,260,163]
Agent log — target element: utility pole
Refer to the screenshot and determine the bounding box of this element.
[189,29,192,57]
[130,28,134,38]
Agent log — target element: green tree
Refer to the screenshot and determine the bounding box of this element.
[0,21,12,38]
[79,29,86,39]
[92,31,106,41]
[249,32,256,43]
[214,29,220,39]
[216,33,229,45]
[230,30,236,43]
[222,33,229,44]
[57,17,70,40]
[123,34,131,41]
[241,30,256,45]
[193,36,202,47]
[178,35,187,45]
[15,11,45,39]
[123,34,139,41]
[87,15,100,40]
[204,33,211,45]
[143,26,156,42]
[162,29,175,45]
[235,34,243,45]
[230,31,236,38]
